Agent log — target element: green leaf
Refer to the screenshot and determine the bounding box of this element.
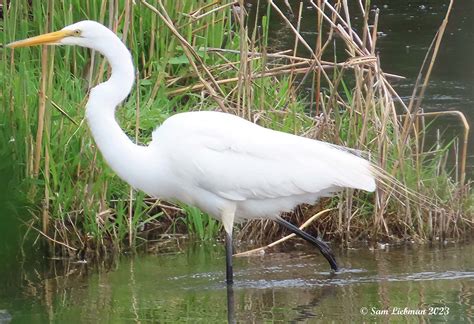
[169,55,190,65]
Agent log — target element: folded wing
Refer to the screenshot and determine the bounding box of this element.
[154,112,376,203]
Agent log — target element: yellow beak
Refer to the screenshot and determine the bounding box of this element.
[7,30,74,48]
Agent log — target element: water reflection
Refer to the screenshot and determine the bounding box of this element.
[226,285,235,324]
[226,276,338,323]
[0,242,472,322]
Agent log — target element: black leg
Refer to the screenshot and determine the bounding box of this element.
[275,217,338,271]
[226,284,235,323]
[225,231,234,284]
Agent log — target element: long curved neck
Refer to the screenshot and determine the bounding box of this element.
[85,33,151,190]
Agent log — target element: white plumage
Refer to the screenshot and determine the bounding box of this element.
[8,20,376,283]
[149,111,375,225]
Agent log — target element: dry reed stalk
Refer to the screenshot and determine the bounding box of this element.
[268,0,334,89]
[33,39,48,180]
[122,0,132,43]
[36,0,55,234]
[235,0,249,118]
[166,66,334,96]
[180,1,237,27]
[408,111,469,187]
[141,0,229,112]
[204,47,404,80]
[166,55,380,98]
[310,0,324,116]
[187,0,222,18]
[358,0,370,50]
[21,219,77,252]
[289,1,303,85]
[43,50,53,237]
[400,0,454,147]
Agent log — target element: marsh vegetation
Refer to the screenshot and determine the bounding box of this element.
[2,0,472,257]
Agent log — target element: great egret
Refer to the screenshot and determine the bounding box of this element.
[8,20,376,284]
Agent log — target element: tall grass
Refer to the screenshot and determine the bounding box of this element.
[2,0,472,257]
[3,0,237,254]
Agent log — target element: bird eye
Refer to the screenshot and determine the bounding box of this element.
[73,29,81,36]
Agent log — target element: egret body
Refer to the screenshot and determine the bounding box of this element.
[8,21,376,284]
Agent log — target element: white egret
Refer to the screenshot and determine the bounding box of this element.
[8,20,376,284]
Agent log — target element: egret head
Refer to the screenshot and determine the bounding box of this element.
[8,20,134,98]
[7,20,115,50]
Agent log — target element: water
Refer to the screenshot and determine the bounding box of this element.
[0,242,472,322]
[254,0,474,115]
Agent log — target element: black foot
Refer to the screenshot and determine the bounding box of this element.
[275,217,338,271]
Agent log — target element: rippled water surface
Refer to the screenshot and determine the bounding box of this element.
[0,242,473,323]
